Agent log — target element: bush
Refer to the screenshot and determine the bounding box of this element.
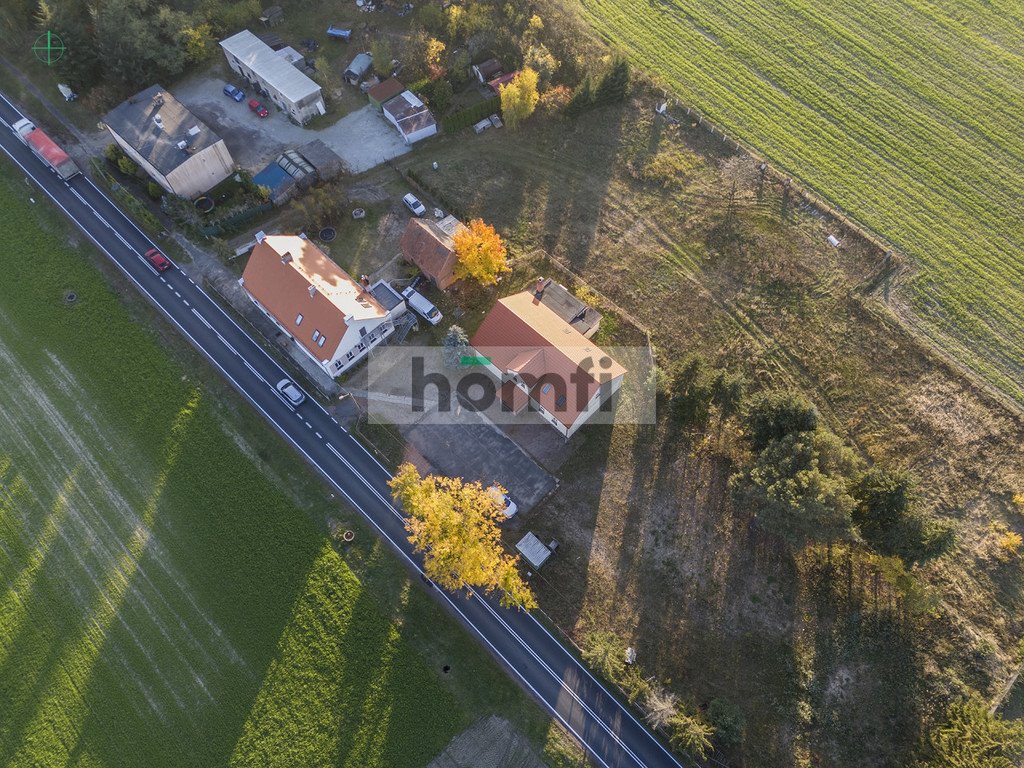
[708,699,744,747]
[581,631,626,683]
[116,155,138,176]
[441,96,501,133]
[105,143,123,162]
[146,181,164,200]
[744,389,818,451]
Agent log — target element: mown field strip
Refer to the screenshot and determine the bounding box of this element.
[0,170,468,767]
[579,0,1024,401]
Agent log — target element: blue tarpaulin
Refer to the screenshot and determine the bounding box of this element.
[253,162,291,192]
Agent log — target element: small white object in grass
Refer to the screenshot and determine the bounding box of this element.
[432,161,439,170]
[625,647,637,664]
[827,234,841,247]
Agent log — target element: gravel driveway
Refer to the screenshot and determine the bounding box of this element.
[172,73,412,174]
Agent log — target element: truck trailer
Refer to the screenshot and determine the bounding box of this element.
[11,118,81,180]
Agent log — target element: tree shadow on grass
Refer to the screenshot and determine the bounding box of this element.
[543,104,627,271]
[530,424,615,632]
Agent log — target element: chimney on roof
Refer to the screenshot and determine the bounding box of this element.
[255,230,266,243]
[308,285,317,298]
[280,251,292,264]
[359,274,370,287]
[153,113,164,131]
[155,93,164,107]
[533,277,549,301]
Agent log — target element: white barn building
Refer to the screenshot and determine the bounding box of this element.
[220,30,326,124]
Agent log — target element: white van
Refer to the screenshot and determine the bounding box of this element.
[402,286,442,325]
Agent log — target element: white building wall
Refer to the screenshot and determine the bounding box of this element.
[565,374,624,438]
[225,55,324,124]
[164,140,235,198]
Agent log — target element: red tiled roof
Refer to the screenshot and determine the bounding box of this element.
[368,77,404,104]
[400,218,464,289]
[471,292,626,429]
[487,71,519,93]
[241,235,385,360]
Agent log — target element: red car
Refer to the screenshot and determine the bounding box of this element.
[145,248,172,272]
[248,98,269,118]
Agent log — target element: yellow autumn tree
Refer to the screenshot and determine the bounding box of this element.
[499,67,540,130]
[389,463,537,609]
[453,218,511,285]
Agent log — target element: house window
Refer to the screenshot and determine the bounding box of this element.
[334,360,343,370]
[346,351,355,360]
[317,336,326,348]
[542,383,553,395]
[312,330,321,342]
[295,313,303,326]
[359,327,367,337]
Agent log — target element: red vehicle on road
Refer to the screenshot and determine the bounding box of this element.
[145,248,172,272]
[248,99,269,118]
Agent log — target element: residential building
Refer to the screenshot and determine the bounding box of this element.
[381,91,437,144]
[103,85,234,199]
[470,292,627,438]
[400,215,466,289]
[220,30,326,124]
[239,234,404,376]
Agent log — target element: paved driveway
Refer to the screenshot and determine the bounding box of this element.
[172,73,411,173]
[403,415,557,516]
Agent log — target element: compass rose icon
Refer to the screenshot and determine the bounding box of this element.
[32,31,66,66]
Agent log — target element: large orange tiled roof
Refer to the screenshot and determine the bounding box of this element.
[241,235,385,360]
[471,292,626,428]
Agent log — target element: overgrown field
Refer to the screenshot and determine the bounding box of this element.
[577,0,1024,403]
[395,89,1024,765]
[0,174,573,766]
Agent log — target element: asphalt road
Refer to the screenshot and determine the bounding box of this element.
[0,91,689,768]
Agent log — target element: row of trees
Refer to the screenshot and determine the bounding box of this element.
[32,0,220,94]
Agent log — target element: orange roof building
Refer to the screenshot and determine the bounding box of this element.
[400,215,466,290]
[470,291,626,438]
[240,234,404,376]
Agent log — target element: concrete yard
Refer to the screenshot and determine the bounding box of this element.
[172,73,412,174]
[401,404,558,517]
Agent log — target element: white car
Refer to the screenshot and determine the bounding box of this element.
[487,485,518,519]
[402,193,426,217]
[402,286,442,325]
[275,378,305,406]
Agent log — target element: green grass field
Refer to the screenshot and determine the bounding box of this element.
[0,172,574,766]
[578,0,1024,401]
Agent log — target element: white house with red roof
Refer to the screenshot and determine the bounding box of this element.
[239,234,405,376]
[470,291,626,438]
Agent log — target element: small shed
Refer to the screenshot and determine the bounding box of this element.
[367,77,404,108]
[259,5,284,27]
[472,58,503,83]
[344,52,373,84]
[516,532,553,570]
[382,90,437,144]
[298,139,345,180]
